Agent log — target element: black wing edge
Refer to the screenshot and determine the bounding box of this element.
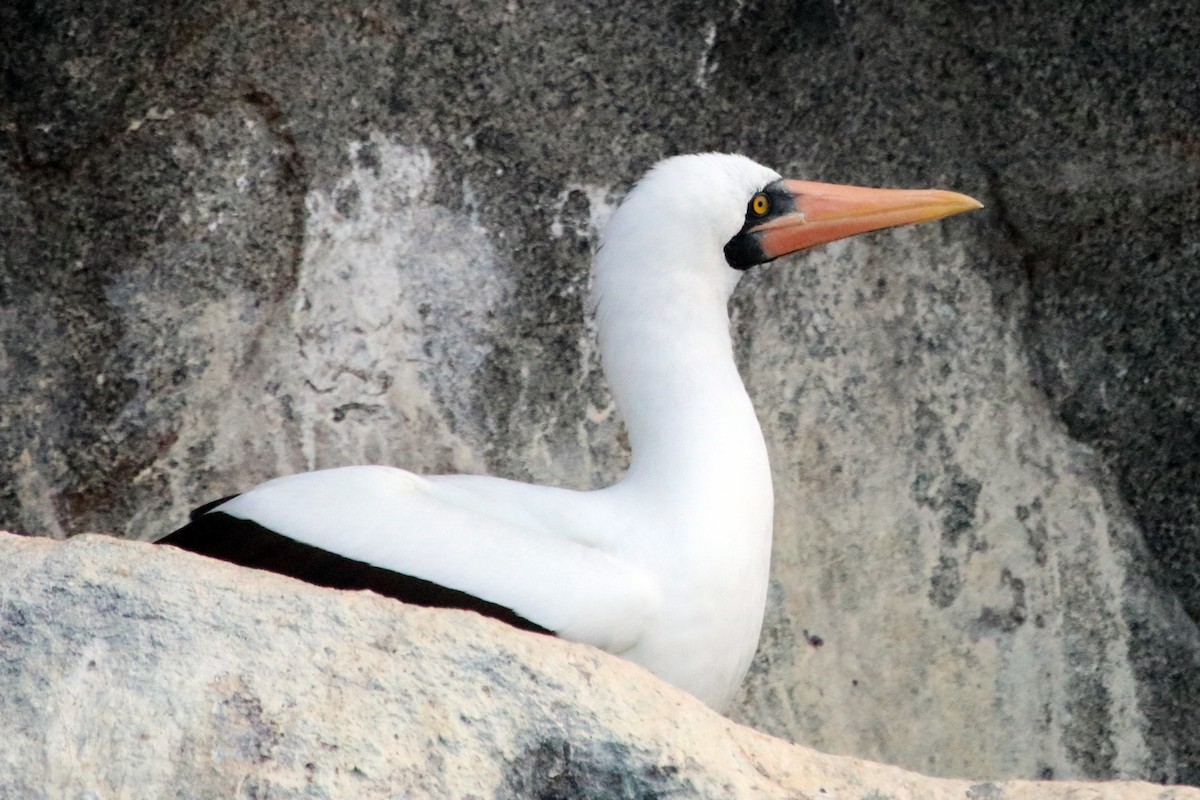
[157,509,553,636]
[189,494,240,521]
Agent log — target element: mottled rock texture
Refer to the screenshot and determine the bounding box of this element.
[1,0,1198,787]
[3,532,1196,800]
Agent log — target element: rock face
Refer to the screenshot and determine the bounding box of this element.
[1,0,1198,786]
[2,532,1195,800]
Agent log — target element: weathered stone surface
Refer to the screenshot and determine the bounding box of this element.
[2,532,1193,800]
[1,0,1198,786]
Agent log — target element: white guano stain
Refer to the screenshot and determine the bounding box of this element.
[291,133,510,472]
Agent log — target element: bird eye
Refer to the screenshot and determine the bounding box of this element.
[751,193,770,216]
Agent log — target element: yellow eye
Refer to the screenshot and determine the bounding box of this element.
[751,193,770,216]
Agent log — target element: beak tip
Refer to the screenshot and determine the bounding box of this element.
[942,191,985,214]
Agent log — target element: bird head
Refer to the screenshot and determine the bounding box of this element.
[593,153,982,307]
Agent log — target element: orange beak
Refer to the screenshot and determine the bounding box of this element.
[752,180,982,260]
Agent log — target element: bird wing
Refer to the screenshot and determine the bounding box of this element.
[208,465,657,653]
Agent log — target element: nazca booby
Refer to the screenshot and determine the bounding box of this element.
[160,153,981,710]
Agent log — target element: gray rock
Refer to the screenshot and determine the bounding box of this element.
[3,531,1195,800]
[1,0,1197,785]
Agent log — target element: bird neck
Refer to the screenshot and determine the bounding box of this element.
[593,273,772,510]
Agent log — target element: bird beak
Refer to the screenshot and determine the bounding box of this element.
[751,179,983,259]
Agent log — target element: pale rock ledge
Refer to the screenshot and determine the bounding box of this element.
[0,531,1190,800]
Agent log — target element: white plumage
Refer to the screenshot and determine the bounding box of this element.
[164,154,980,710]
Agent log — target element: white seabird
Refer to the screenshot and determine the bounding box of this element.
[160,153,981,710]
